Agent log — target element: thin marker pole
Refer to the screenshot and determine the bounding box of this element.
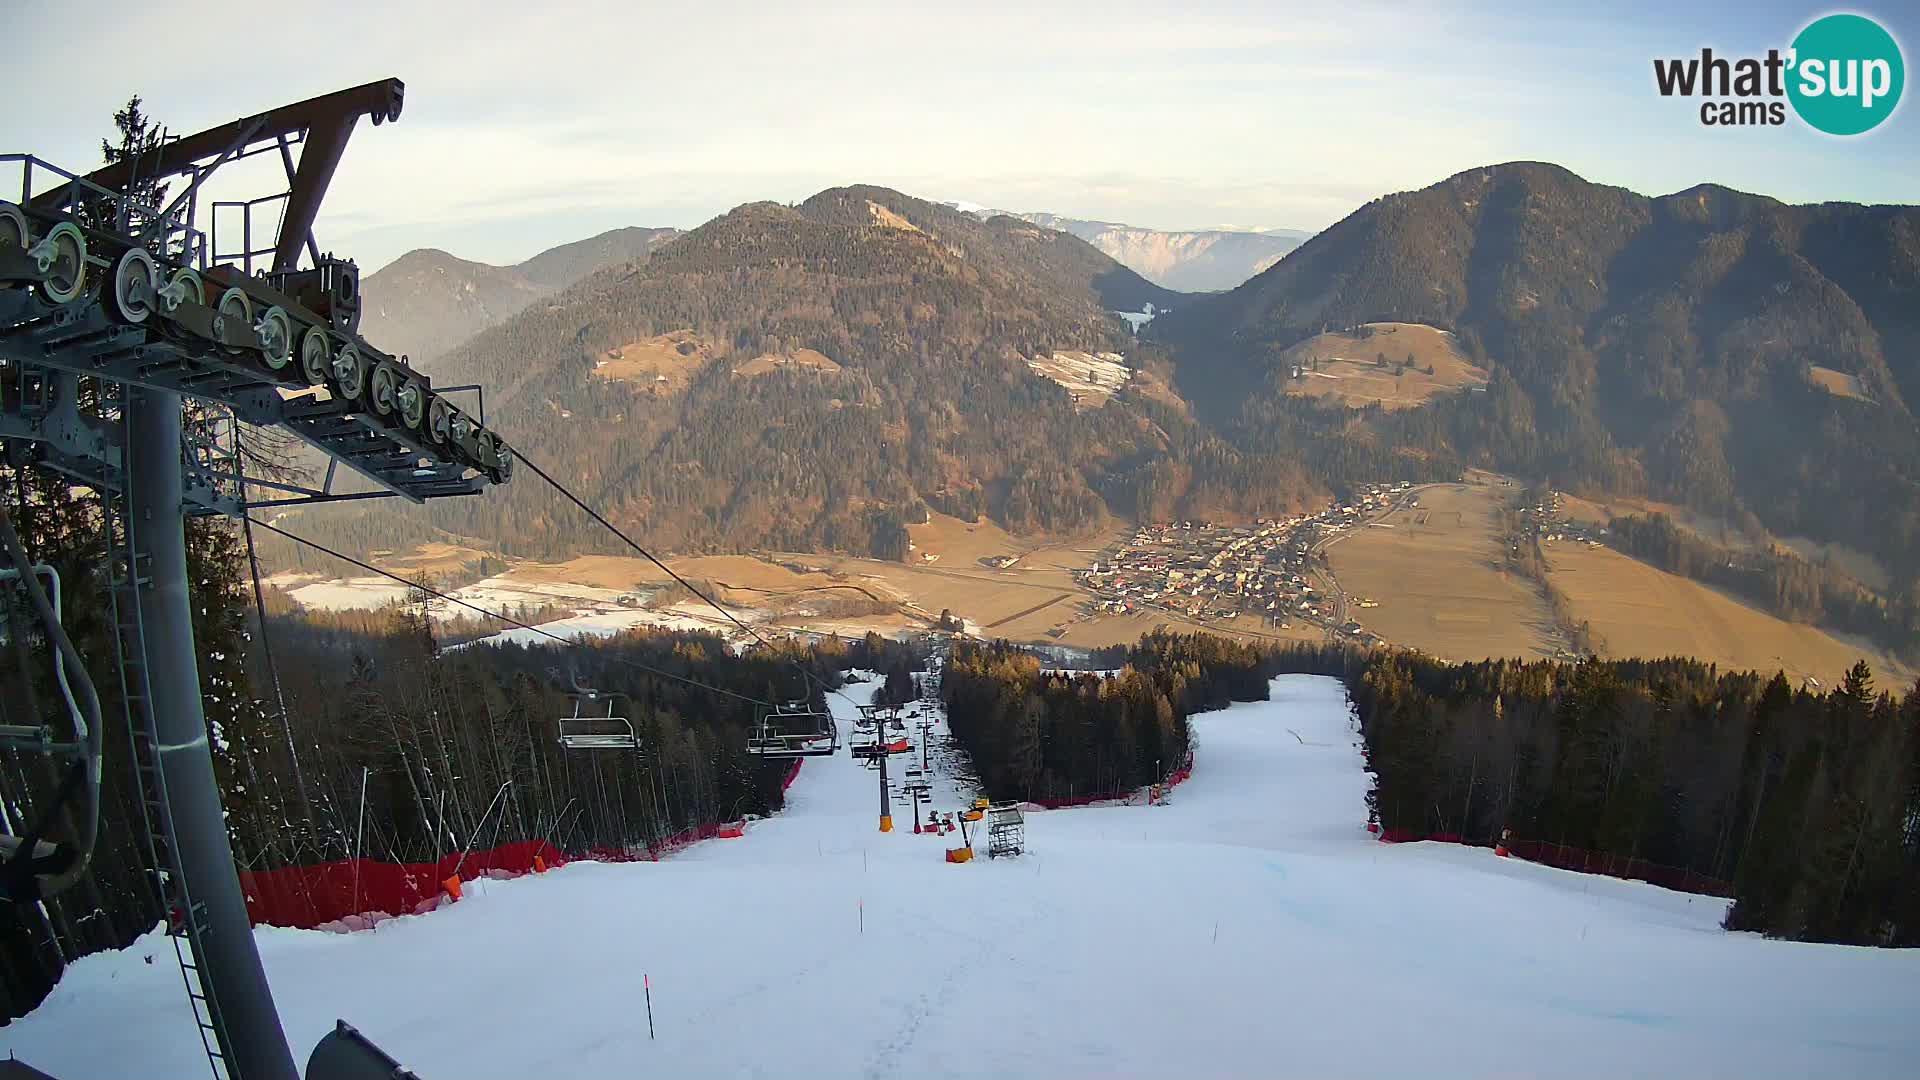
[644,973,655,1040]
[353,766,370,915]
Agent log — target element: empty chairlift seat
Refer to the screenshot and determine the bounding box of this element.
[556,689,636,750]
[746,701,839,759]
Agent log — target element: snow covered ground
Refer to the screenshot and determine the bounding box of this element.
[281,575,411,611]
[1112,301,1163,332]
[1026,350,1132,408]
[446,608,716,649]
[6,676,1918,1078]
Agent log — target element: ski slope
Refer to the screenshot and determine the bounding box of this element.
[6,676,1918,1078]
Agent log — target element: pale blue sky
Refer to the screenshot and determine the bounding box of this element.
[6,0,1915,272]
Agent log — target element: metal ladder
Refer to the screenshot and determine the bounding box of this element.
[103,437,232,1080]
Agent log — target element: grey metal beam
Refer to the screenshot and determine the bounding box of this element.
[128,387,298,1080]
[28,81,403,212]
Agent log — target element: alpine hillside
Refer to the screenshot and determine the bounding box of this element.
[1153,162,1920,594]
[293,187,1327,562]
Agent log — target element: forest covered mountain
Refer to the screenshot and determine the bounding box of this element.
[1152,162,1920,594]
[301,169,1917,652]
[294,185,1317,561]
[945,203,1309,291]
[358,226,680,365]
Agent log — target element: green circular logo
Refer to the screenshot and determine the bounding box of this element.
[1787,14,1904,135]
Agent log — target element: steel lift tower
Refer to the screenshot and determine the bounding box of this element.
[0,80,512,1080]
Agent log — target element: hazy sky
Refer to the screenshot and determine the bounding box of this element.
[7,0,1916,272]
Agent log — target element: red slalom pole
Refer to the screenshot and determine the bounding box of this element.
[644,973,655,1040]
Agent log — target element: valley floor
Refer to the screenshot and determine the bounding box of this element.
[5,677,1917,1078]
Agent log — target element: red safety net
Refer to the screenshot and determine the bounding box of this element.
[243,761,807,930]
[239,839,566,929]
[1504,839,1733,898]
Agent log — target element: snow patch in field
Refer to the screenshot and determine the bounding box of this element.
[449,608,733,649]
[286,577,410,611]
[1112,301,1163,332]
[1026,350,1132,409]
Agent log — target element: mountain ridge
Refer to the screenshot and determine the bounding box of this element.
[1153,160,1920,588]
[301,184,1269,564]
[358,225,682,366]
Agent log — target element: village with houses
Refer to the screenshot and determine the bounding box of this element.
[1074,481,1424,646]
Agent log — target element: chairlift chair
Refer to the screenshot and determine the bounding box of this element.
[746,699,838,759]
[556,688,636,750]
[0,514,105,903]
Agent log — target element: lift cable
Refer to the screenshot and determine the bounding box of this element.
[512,451,866,712]
[233,434,322,848]
[246,517,775,708]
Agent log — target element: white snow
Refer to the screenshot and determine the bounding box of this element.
[447,607,728,650]
[5,676,1917,1078]
[1027,351,1133,407]
[446,575,631,611]
[1112,302,1160,332]
[285,576,411,611]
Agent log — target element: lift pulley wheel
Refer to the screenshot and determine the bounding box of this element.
[111,248,158,324]
[31,222,86,305]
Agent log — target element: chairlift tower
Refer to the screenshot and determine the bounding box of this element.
[0,80,513,1080]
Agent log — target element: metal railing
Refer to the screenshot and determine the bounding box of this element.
[2,154,207,269]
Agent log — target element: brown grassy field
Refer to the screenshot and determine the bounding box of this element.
[1541,541,1909,687]
[732,348,842,378]
[1282,322,1487,410]
[1326,482,1561,661]
[370,541,494,576]
[591,330,720,393]
[899,512,1109,572]
[1806,365,1873,402]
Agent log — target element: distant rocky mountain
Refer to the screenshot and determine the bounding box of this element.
[1152,161,1920,590]
[945,203,1310,292]
[357,226,680,365]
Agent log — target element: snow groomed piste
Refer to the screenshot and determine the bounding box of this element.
[4,675,1917,1077]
